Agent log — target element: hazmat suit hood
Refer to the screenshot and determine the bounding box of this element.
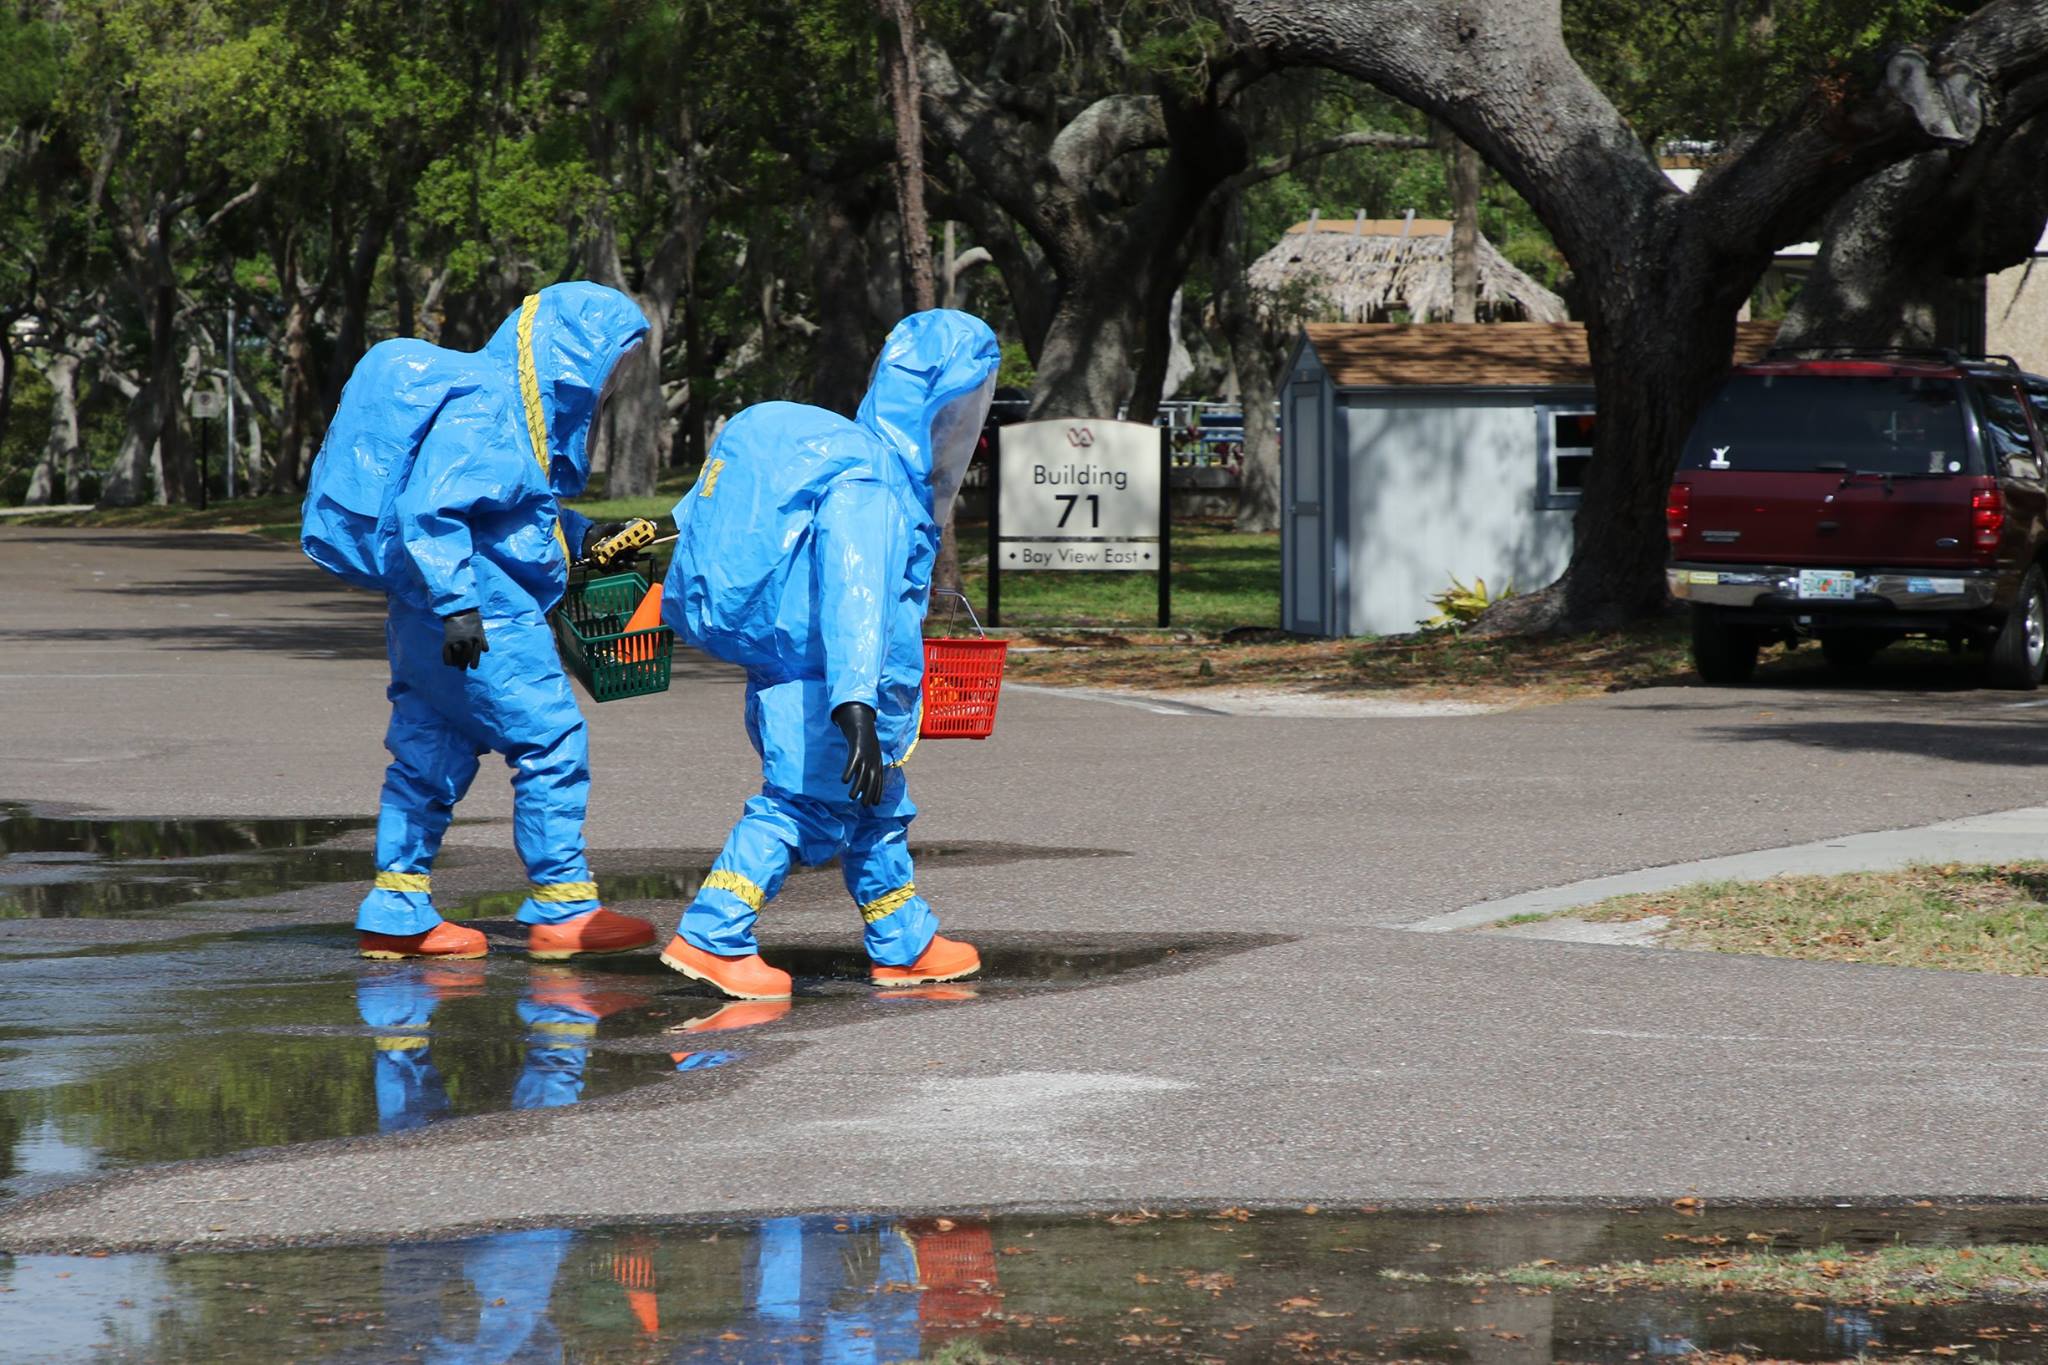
[853,310,1001,524]
[482,281,650,498]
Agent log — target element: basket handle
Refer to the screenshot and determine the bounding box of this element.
[929,588,987,639]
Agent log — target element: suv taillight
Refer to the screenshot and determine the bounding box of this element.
[1665,483,1690,543]
[1972,483,2006,552]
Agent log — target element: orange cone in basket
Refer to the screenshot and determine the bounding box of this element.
[621,583,663,663]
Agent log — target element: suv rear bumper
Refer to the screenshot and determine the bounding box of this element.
[1667,563,1999,616]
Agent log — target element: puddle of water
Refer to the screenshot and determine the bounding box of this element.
[7,1204,2048,1363]
[0,925,1227,1203]
[0,803,375,918]
[0,956,702,1201]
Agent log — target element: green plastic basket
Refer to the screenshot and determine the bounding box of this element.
[553,570,674,702]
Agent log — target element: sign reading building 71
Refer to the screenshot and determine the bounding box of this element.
[996,418,1163,572]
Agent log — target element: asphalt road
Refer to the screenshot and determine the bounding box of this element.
[4,526,2048,1252]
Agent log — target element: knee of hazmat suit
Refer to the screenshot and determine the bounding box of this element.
[302,283,649,933]
[661,309,1000,794]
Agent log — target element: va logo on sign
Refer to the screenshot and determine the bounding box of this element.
[1065,427,1095,448]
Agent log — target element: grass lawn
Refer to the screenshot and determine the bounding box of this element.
[1492,1242,2048,1305]
[9,493,307,542]
[955,520,1278,636]
[1554,862,2048,977]
[5,477,692,549]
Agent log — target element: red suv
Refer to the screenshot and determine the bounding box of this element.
[1666,352,2048,688]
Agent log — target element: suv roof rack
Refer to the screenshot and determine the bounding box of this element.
[1761,344,2021,372]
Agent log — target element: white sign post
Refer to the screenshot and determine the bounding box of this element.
[989,418,1169,626]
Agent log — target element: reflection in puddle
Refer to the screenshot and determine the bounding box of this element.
[0,802,374,918]
[0,957,698,1201]
[0,929,1224,1202]
[10,1205,2048,1362]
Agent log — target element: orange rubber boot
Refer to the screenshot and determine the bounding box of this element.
[527,908,657,960]
[871,934,980,987]
[658,936,793,1001]
[358,921,488,961]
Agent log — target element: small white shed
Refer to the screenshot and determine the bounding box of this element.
[1280,322,1777,637]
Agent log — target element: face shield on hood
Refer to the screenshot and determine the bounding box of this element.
[483,282,651,498]
[854,310,1002,525]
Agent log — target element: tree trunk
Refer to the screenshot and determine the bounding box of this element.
[1448,134,1481,323]
[583,202,689,498]
[324,211,393,417]
[276,230,323,495]
[1779,111,2048,352]
[100,380,167,507]
[150,291,192,505]
[598,339,666,497]
[918,41,1247,424]
[1550,295,1743,628]
[1029,278,1148,418]
[809,182,884,415]
[681,272,710,469]
[24,350,79,505]
[877,0,936,313]
[942,194,1055,361]
[393,215,418,339]
[1216,201,1284,532]
[0,331,14,465]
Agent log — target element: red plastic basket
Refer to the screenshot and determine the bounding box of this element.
[920,638,1008,739]
[920,592,1007,740]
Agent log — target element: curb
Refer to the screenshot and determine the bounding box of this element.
[1402,804,2048,932]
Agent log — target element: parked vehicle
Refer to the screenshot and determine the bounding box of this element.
[1666,350,2048,688]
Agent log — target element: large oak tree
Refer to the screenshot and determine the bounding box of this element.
[1227,0,2048,629]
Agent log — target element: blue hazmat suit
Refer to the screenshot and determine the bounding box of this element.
[662,310,999,966]
[303,283,650,935]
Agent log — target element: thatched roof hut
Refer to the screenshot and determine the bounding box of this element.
[1249,210,1568,325]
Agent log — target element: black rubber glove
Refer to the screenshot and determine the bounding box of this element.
[441,610,488,669]
[833,701,884,807]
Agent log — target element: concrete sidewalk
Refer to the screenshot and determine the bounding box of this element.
[1410,805,2048,932]
[7,525,2048,1252]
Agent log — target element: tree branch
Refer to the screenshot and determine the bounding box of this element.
[1220,128,1432,196]
[202,182,262,235]
[1046,95,1169,191]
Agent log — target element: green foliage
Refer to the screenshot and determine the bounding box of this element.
[1563,0,1972,146]
[997,339,1037,390]
[0,10,59,124]
[0,0,1994,511]
[1424,573,1514,629]
[413,135,601,292]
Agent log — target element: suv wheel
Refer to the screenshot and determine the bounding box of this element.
[1819,631,1885,676]
[1987,565,2048,690]
[1691,606,1759,685]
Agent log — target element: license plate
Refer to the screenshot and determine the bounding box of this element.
[1796,569,1855,601]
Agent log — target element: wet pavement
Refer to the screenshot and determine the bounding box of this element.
[0,834,1253,1206]
[26,530,2048,1267]
[7,1203,2048,1362]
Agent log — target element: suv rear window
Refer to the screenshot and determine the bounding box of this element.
[1680,374,1977,475]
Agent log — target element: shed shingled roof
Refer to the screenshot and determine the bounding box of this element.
[1303,321,1782,389]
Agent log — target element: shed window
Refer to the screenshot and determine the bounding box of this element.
[1539,409,1595,509]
